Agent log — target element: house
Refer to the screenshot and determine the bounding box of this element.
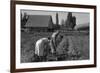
[25,15,54,32]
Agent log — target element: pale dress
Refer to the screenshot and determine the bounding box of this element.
[35,38,49,56]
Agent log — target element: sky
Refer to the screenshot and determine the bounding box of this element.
[21,9,90,25]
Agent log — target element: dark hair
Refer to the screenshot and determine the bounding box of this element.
[48,37,51,40]
[60,35,63,39]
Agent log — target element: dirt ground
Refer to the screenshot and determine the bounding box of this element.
[21,31,89,63]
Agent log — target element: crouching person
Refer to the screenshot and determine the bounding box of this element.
[50,30,60,55]
[35,37,51,62]
[56,35,69,61]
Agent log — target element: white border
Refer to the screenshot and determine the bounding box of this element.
[16,4,94,69]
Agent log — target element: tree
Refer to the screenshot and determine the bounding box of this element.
[64,12,76,29]
[64,12,72,28]
[67,12,72,22]
[21,12,29,28]
[61,19,65,27]
[72,16,76,29]
[56,13,59,25]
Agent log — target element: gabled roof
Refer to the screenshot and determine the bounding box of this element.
[25,15,52,27]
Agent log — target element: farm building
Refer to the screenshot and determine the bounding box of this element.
[25,15,54,32]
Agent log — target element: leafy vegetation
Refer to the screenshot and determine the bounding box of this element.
[21,31,89,63]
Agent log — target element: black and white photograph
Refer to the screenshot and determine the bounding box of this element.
[21,10,90,63]
[11,1,96,72]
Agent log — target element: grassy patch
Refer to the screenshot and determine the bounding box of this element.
[21,31,89,63]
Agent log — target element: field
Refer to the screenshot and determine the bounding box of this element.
[21,31,89,63]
